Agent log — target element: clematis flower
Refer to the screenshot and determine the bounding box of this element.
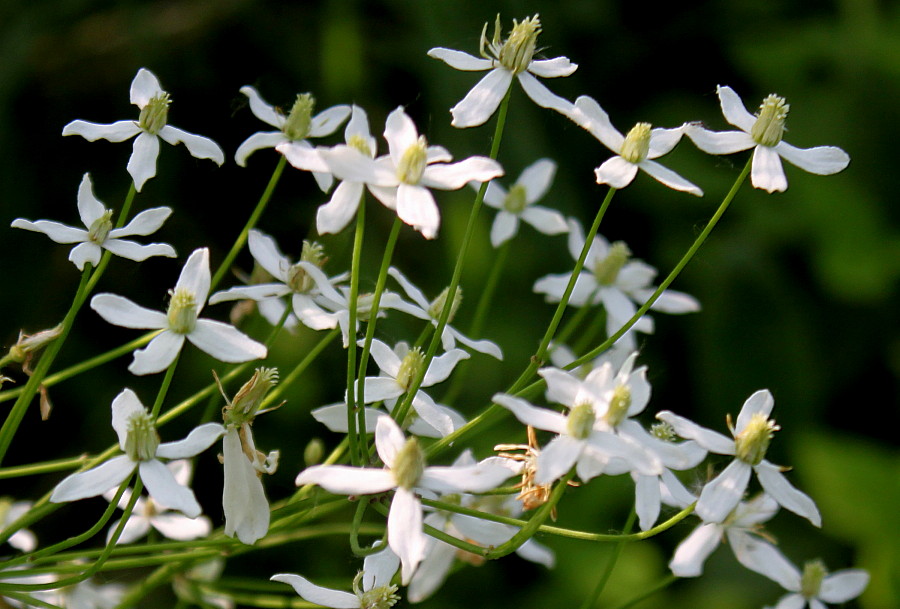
[478,158,567,247]
[731,536,869,609]
[62,68,224,192]
[428,14,577,128]
[91,248,267,375]
[312,396,466,440]
[564,96,702,195]
[12,174,176,271]
[295,416,511,584]
[50,388,224,518]
[103,460,212,544]
[657,389,821,526]
[320,106,503,239]
[209,230,345,333]
[236,86,350,192]
[685,85,850,193]
[534,218,700,352]
[272,543,401,609]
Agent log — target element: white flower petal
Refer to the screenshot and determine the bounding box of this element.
[449,68,513,129]
[158,125,224,165]
[317,180,364,234]
[111,388,147,449]
[75,173,106,226]
[156,423,225,459]
[362,377,404,403]
[535,434,583,484]
[129,331,185,375]
[188,319,267,363]
[234,131,288,166]
[656,411,735,454]
[247,229,290,281]
[716,85,756,132]
[151,513,212,541]
[646,127,685,158]
[517,158,557,203]
[311,403,382,433]
[62,120,141,142]
[389,488,427,585]
[480,180,507,208]
[695,459,752,523]
[754,461,821,527]
[528,56,577,78]
[69,242,103,270]
[517,72,573,114]
[751,145,788,193]
[638,160,703,196]
[387,267,431,311]
[422,349,469,386]
[208,284,290,304]
[631,287,701,314]
[818,570,869,603]
[595,156,639,189]
[239,86,284,128]
[734,390,775,433]
[308,105,352,138]
[423,157,504,190]
[520,206,568,237]
[408,537,455,603]
[408,392,455,437]
[516,539,556,568]
[102,239,176,263]
[492,393,567,434]
[50,455,134,503]
[296,465,396,495]
[539,367,583,409]
[569,96,624,151]
[427,47,493,71]
[731,493,780,527]
[271,574,359,609]
[127,132,160,192]
[10,219,88,244]
[774,141,850,176]
[91,293,167,329]
[223,428,270,544]
[490,211,519,247]
[111,207,173,238]
[397,183,440,239]
[367,339,403,378]
[109,515,151,545]
[363,544,401,590]
[443,326,503,360]
[776,594,808,609]
[729,531,802,591]
[684,125,755,154]
[420,461,510,494]
[130,68,163,107]
[374,415,408,469]
[669,522,722,577]
[278,140,329,173]
[139,459,202,518]
[635,474,661,531]
[292,294,341,331]
[176,248,211,303]
[384,107,420,165]
[319,146,396,186]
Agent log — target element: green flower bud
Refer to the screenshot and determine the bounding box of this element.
[593,241,631,286]
[620,123,652,164]
[8,325,63,364]
[567,402,596,440]
[395,348,426,391]
[751,94,789,147]
[283,93,315,141]
[304,438,325,467]
[166,288,198,334]
[139,93,171,135]
[87,210,114,244]
[427,286,462,322]
[503,184,528,213]
[125,411,160,461]
[734,412,779,465]
[393,437,425,490]
[396,136,428,184]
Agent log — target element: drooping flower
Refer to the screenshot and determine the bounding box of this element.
[12,173,176,270]
[91,248,267,375]
[320,106,504,239]
[103,460,212,544]
[685,85,850,192]
[478,158,567,247]
[428,14,577,128]
[657,389,821,526]
[563,96,702,195]
[62,68,224,191]
[295,416,511,584]
[50,389,224,518]
[236,86,350,192]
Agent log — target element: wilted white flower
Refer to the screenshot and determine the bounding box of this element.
[63,68,224,191]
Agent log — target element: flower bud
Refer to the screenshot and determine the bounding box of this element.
[393,437,425,490]
[395,348,426,391]
[304,438,325,467]
[734,412,779,465]
[593,241,631,286]
[566,402,596,440]
[125,411,160,461]
[283,93,315,141]
[751,94,789,147]
[427,286,462,322]
[139,93,171,135]
[620,123,652,164]
[167,288,198,334]
[396,136,428,185]
[503,184,528,213]
[8,325,63,364]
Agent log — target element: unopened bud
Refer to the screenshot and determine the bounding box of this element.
[427,287,462,322]
[304,438,325,467]
[8,325,63,364]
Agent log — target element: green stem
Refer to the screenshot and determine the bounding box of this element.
[578,511,637,609]
[150,353,181,419]
[210,155,287,293]
[346,196,366,466]
[0,455,94,479]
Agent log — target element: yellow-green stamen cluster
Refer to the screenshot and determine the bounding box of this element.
[396,348,426,391]
[651,421,676,442]
[482,14,541,75]
[427,286,462,322]
[87,210,114,244]
[393,437,426,490]
[125,411,160,461]
[283,93,315,141]
[287,241,326,293]
[733,412,780,465]
[800,559,828,599]
[396,136,428,184]
[604,384,632,428]
[353,573,400,609]
[751,94,789,147]
[567,401,596,440]
[139,93,171,135]
[503,184,528,213]
[593,241,631,285]
[621,123,653,164]
[167,288,199,334]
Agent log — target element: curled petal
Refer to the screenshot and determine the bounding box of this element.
[111,207,173,238]
[158,126,225,165]
[517,72,574,115]
[76,173,106,226]
[11,219,87,244]
[175,248,211,303]
[235,131,288,166]
[156,423,225,459]
[735,390,775,433]
[130,68,164,107]
[68,242,102,271]
[492,393,567,434]
[239,86,283,128]
[528,56,577,78]
[656,411,735,454]
[684,125,755,155]
[423,156,504,190]
[594,156,639,189]
[102,240,176,264]
[247,229,290,281]
[568,96,624,151]
[308,105,352,138]
[271,574,359,608]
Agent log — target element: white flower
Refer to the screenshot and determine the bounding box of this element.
[0,499,37,553]
[657,389,821,526]
[209,230,344,332]
[478,158,567,247]
[272,543,401,609]
[428,14,577,128]
[236,86,350,192]
[312,398,466,440]
[103,460,212,544]
[685,85,850,193]
[534,218,700,351]
[564,96,702,195]
[669,492,780,577]
[387,266,503,359]
[295,416,511,584]
[50,389,224,518]
[62,68,224,192]
[320,106,504,239]
[731,536,869,609]
[12,174,176,271]
[91,248,267,375]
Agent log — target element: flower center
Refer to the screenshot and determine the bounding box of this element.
[566,401,596,440]
[650,421,676,442]
[283,93,315,141]
[348,134,373,157]
[393,437,425,490]
[353,573,400,609]
[396,347,425,391]
[604,384,632,428]
[286,241,326,293]
[396,136,428,185]
[139,93,171,135]
[620,123,652,164]
[427,286,462,322]
[751,94,789,147]
[800,559,827,599]
[482,14,541,75]
[733,412,780,465]
[503,184,528,213]
[125,411,160,461]
[166,288,198,334]
[87,210,114,244]
[593,241,631,286]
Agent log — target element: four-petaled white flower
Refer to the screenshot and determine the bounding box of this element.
[564,96,702,195]
[295,416,511,584]
[657,389,821,526]
[12,173,176,271]
[50,388,224,518]
[62,68,224,192]
[272,543,401,609]
[478,158,568,247]
[103,460,212,544]
[428,14,577,128]
[91,248,267,375]
[731,535,869,609]
[320,106,504,239]
[685,85,850,193]
[236,86,350,192]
